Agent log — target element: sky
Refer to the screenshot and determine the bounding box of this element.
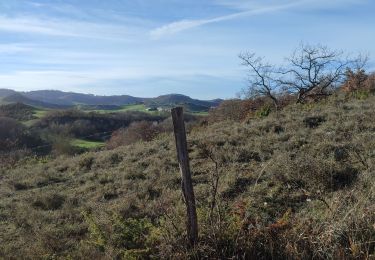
[0,0,374,99]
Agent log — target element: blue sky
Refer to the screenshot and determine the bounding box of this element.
[0,0,374,99]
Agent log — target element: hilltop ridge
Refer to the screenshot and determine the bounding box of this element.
[0,89,222,111]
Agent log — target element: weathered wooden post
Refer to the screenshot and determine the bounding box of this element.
[171,107,198,247]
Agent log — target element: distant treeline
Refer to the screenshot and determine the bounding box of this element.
[34,109,167,141]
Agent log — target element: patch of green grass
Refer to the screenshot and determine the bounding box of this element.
[93,104,165,115]
[189,111,209,116]
[92,104,146,113]
[21,108,49,126]
[33,108,48,118]
[71,139,105,149]
[118,104,148,112]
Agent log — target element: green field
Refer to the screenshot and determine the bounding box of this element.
[33,108,49,118]
[117,104,148,112]
[92,103,165,115]
[71,139,105,149]
[190,111,209,116]
[20,108,49,126]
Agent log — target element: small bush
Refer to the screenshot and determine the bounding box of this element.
[208,98,270,122]
[79,155,94,171]
[303,116,326,128]
[330,166,359,190]
[255,105,271,118]
[107,121,161,149]
[13,182,30,190]
[235,149,261,163]
[32,193,65,210]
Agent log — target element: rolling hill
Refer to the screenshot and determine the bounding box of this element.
[0,89,222,112]
[2,93,68,109]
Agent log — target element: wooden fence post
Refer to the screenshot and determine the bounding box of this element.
[171,107,198,247]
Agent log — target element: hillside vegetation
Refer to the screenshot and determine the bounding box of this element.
[1,92,374,259]
[0,103,36,121]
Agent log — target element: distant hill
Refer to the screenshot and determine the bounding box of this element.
[145,94,221,108]
[2,93,68,109]
[0,89,17,97]
[0,89,222,112]
[23,90,142,106]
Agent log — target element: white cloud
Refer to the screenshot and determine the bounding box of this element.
[0,43,34,54]
[0,56,243,94]
[0,15,145,40]
[150,0,368,39]
[0,16,73,36]
[150,1,303,39]
[216,0,295,10]
[216,0,366,10]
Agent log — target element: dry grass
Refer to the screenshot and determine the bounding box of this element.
[0,93,374,259]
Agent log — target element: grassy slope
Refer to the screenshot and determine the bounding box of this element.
[0,94,374,259]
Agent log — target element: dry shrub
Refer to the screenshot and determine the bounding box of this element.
[342,69,369,93]
[32,193,65,211]
[342,70,375,98]
[278,93,296,108]
[208,98,270,122]
[106,121,160,149]
[106,115,198,149]
[0,149,32,167]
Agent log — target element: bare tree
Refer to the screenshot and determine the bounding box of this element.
[239,52,279,109]
[280,43,353,103]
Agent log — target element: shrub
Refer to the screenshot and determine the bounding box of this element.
[0,117,45,156]
[50,135,76,155]
[107,121,160,149]
[342,70,375,99]
[78,155,94,171]
[82,211,154,259]
[208,98,270,122]
[342,69,369,93]
[36,109,166,141]
[255,105,271,118]
[13,182,30,190]
[0,103,36,121]
[32,193,65,210]
[303,116,326,128]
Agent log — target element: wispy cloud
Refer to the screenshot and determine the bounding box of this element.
[215,0,366,10]
[0,16,73,36]
[150,0,367,39]
[0,63,239,92]
[0,69,134,92]
[0,15,145,41]
[0,68,241,97]
[0,43,34,54]
[150,1,304,39]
